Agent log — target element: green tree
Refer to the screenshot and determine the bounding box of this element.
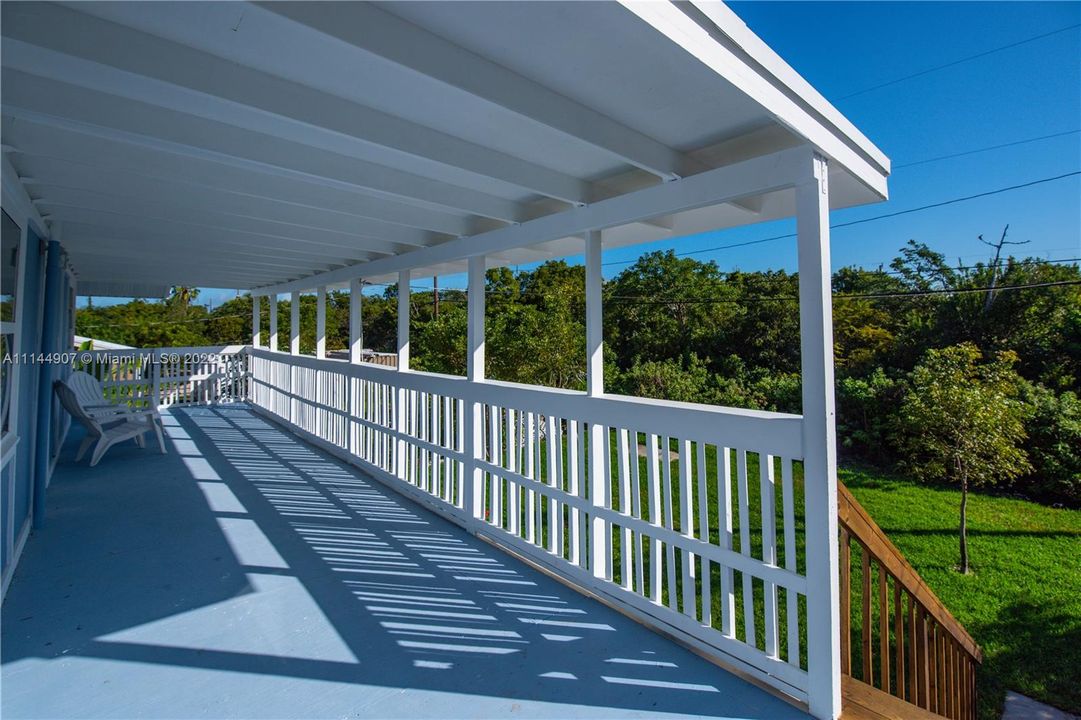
[412,305,467,375]
[487,262,586,389]
[897,343,1031,573]
[604,251,734,369]
[1019,383,1081,504]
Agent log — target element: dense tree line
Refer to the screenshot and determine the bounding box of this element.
[77,241,1081,504]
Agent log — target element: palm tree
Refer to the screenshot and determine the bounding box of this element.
[168,286,200,317]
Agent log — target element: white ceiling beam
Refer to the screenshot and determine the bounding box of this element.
[254,145,813,296]
[70,263,278,289]
[33,189,424,255]
[24,170,452,249]
[2,71,527,222]
[70,257,282,286]
[621,1,888,198]
[4,118,486,236]
[74,280,171,298]
[262,1,693,180]
[1,153,48,237]
[42,208,393,264]
[1,7,591,204]
[71,256,300,283]
[64,235,342,275]
[60,220,374,267]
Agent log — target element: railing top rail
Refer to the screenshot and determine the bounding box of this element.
[248,347,803,456]
[838,481,983,662]
[83,344,250,357]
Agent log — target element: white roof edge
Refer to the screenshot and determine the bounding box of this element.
[689,1,891,174]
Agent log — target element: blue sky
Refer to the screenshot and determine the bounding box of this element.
[95,2,1081,307]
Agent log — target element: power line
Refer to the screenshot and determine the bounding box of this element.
[894,130,1081,169]
[837,23,1081,100]
[604,279,1081,305]
[78,276,1080,330]
[836,171,1081,229]
[79,312,249,329]
[404,276,1081,305]
[601,170,1081,268]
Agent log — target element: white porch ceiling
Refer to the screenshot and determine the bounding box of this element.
[0,1,889,296]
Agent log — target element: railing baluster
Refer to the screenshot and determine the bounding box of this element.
[679,438,695,618]
[596,423,613,580]
[895,580,905,699]
[506,408,518,535]
[566,419,580,566]
[696,441,711,629]
[861,548,872,684]
[760,453,778,657]
[534,412,544,546]
[879,565,890,691]
[839,528,851,674]
[908,591,918,705]
[718,447,735,637]
[545,415,559,555]
[661,436,677,611]
[525,412,536,543]
[781,457,798,666]
[630,431,645,596]
[491,405,502,526]
[736,449,755,646]
[644,433,662,604]
[919,607,930,709]
[617,428,632,590]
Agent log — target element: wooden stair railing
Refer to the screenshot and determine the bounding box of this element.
[838,482,983,720]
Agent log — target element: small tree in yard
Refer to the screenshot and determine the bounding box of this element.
[898,343,1030,573]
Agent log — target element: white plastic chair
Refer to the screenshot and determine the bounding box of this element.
[67,371,135,413]
[54,379,167,466]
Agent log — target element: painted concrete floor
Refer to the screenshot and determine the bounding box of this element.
[2,406,809,720]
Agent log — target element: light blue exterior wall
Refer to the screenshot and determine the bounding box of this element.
[1,218,72,594]
[7,225,45,573]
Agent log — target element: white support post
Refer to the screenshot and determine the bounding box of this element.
[251,294,261,348]
[586,230,604,397]
[396,271,410,370]
[268,294,278,352]
[465,255,485,521]
[585,230,609,578]
[347,278,363,456]
[316,286,327,359]
[797,152,842,720]
[290,291,301,355]
[395,271,410,481]
[467,258,485,384]
[349,277,363,363]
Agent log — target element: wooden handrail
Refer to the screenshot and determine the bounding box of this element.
[838,482,982,661]
[838,480,982,720]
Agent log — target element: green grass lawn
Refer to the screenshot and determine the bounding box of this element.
[841,466,1081,719]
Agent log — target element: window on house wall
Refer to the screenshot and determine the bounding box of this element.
[1,209,21,435]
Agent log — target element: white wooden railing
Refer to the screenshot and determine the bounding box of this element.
[81,345,249,408]
[246,347,813,702]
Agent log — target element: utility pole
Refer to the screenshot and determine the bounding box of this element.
[979,225,1028,314]
[433,275,439,320]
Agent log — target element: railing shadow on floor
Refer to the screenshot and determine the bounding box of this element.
[2,405,808,719]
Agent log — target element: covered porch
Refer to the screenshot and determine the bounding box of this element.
[3,405,805,719]
[0,3,990,720]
